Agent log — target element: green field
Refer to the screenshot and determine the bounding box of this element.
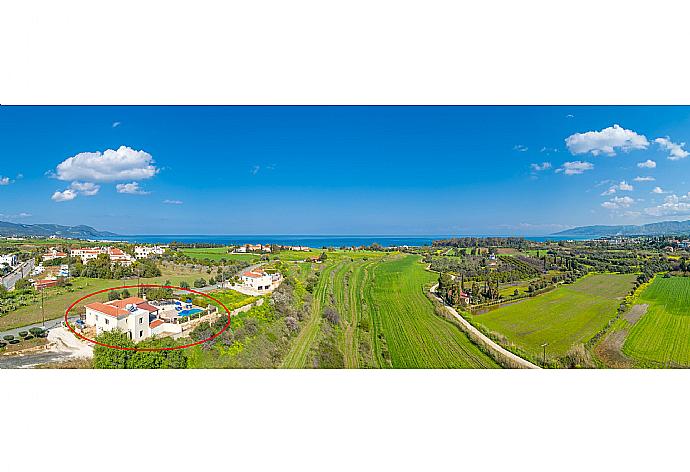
[366,255,498,368]
[180,247,260,262]
[282,253,498,368]
[468,273,637,361]
[623,276,690,367]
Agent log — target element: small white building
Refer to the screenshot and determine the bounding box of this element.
[0,254,18,267]
[241,269,274,290]
[134,245,168,259]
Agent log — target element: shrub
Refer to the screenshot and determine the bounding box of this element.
[323,307,340,325]
[285,316,299,333]
[9,339,20,344]
[29,327,44,336]
[3,335,14,341]
[18,331,29,338]
[0,342,6,348]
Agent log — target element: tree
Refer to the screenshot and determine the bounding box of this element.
[193,278,207,288]
[108,290,121,301]
[92,331,133,368]
[14,278,33,291]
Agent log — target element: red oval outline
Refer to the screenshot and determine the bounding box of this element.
[64,284,232,351]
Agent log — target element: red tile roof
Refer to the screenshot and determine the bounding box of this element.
[85,302,129,318]
[149,319,164,329]
[109,297,146,309]
[137,302,159,313]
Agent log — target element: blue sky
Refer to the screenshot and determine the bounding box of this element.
[1,106,690,235]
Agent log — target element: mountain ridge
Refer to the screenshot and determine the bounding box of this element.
[0,220,118,239]
[554,219,690,237]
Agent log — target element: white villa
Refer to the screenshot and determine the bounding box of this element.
[240,268,280,291]
[70,247,135,266]
[83,296,183,341]
[134,245,168,259]
[233,243,272,253]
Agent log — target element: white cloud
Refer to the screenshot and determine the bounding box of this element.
[250,165,261,175]
[618,181,633,191]
[70,181,100,196]
[601,196,634,210]
[654,137,689,161]
[530,162,551,172]
[513,144,528,152]
[54,145,158,182]
[566,114,575,118]
[601,181,633,196]
[51,189,77,202]
[116,182,150,195]
[557,161,594,175]
[163,199,183,205]
[623,211,641,218]
[0,176,10,185]
[0,212,31,219]
[112,121,121,128]
[634,176,655,182]
[645,193,690,216]
[637,159,656,169]
[652,186,667,194]
[565,124,649,156]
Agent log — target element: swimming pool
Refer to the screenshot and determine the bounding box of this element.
[178,308,203,317]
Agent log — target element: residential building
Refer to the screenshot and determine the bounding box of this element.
[70,247,135,265]
[240,269,274,290]
[84,297,158,342]
[0,254,18,267]
[42,248,68,262]
[134,245,168,259]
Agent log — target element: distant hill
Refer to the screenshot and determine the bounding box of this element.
[554,220,690,237]
[0,220,118,239]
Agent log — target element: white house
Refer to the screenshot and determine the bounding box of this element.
[0,254,18,267]
[241,269,274,291]
[134,245,168,259]
[84,296,183,341]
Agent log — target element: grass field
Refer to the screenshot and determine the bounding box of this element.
[468,273,637,361]
[282,253,498,368]
[623,276,690,367]
[0,265,203,331]
[366,255,498,368]
[180,247,260,262]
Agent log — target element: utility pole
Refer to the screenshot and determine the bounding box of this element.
[541,342,548,365]
[41,286,45,327]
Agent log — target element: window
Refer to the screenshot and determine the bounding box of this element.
[105,318,109,325]
[139,317,143,323]
[139,330,143,337]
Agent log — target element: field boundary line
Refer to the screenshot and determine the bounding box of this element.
[429,283,540,369]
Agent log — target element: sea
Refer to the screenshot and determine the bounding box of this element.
[111,234,580,247]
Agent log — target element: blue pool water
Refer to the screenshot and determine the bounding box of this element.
[178,308,203,317]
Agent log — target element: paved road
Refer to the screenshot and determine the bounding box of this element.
[0,316,79,340]
[430,283,540,369]
[1,259,35,290]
